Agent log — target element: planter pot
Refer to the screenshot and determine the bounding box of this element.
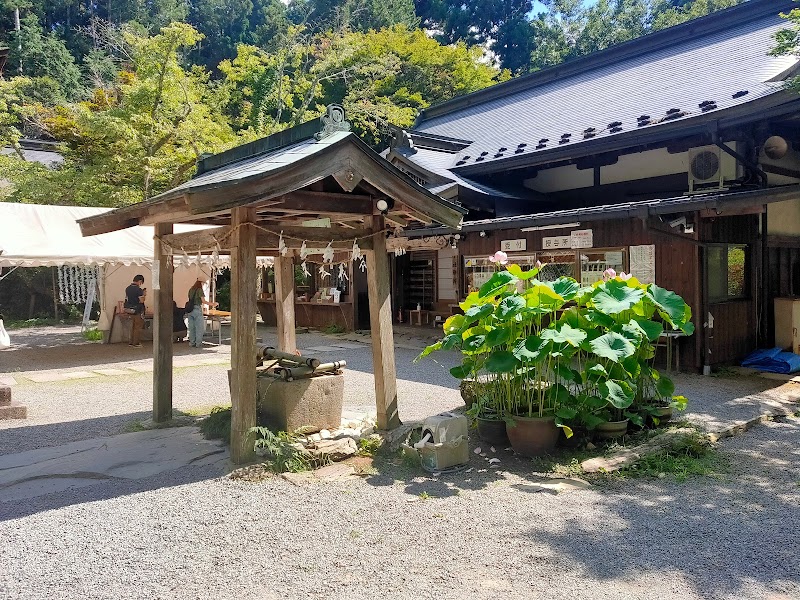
[557,426,587,449]
[476,417,509,446]
[649,406,673,427]
[505,415,560,457]
[594,419,629,440]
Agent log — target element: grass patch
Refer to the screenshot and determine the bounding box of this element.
[357,435,383,457]
[199,406,232,444]
[82,328,104,341]
[322,323,346,334]
[6,317,81,330]
[251,427,312,473]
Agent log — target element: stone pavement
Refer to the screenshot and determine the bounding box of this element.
[0,428,228,502]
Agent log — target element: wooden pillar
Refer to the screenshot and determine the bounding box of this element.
[153,223,174,422]
[274,255,297,353]
[230,207,257,463]
[366,216,401,430]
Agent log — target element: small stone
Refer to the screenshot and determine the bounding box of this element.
[488,458,500,464]
[309,433,322,442]
[361,426,374,437]
[473,447,482,454]
[490,446,496,453]
[586,442,597,450]
[320,429,332,439]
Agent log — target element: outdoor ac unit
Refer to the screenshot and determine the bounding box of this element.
[687,144,739,193]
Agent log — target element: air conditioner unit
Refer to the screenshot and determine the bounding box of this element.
[687,144,740,193]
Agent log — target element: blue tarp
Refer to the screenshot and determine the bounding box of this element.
[741,347,800,374]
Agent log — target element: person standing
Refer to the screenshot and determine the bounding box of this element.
[186,279,217,348]
[124,274,146,347]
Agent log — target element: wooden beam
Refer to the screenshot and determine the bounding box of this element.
[365,216,401,430]
[161,227,233,253]
[230,207,257,464]
[152,223,174,423]
[274,256,297,353]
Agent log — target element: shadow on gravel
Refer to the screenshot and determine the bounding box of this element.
[0,462,226,523]
[0,411,153,455]
[525,418,800,598]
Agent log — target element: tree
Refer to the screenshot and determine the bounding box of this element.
[417,0,534,73]
[771,1,800,91]
[218,24,505,146]
[0,23,237,207]
[303,0,418,33]
[7,14,83,100]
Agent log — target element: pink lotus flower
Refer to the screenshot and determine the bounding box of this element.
[602,268,617,281]
[489,251,508,265]
[619,272,632,281]
[535,260,543,269]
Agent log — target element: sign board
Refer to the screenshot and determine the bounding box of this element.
[386,236,449,251]
[629,245,656,283]
[570,229,593,248]
[500,238,527,252]
[605,251,624,265]
[302,218,332,228]
[542,235,572,249]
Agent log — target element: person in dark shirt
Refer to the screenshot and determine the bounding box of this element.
[124,274,146,347]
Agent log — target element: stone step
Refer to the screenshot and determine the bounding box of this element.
[0,402,27,420]
[0,385,10,406]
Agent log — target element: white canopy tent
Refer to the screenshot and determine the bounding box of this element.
[0,203,243,334]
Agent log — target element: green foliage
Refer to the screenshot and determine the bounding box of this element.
[217,24,503,146]
[417,257,694,432]
[250,426,311,472]
[8,14,83,101]
[82,328,104,341]
[357,435,383,456]
[199,405,233,444]
[323,323,346,334]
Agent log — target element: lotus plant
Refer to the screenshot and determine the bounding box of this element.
[416,251,694,436]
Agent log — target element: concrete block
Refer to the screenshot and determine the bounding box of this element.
[0,385,10,406]
[256,373,344,433]
[0,402,27,420]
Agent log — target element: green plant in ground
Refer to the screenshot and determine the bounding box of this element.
[199,406,232,444]
[416,251,695,435]
[82,328,104,342]
[250,427,311,473]
[323,323,346,335]
[357,436,383,457]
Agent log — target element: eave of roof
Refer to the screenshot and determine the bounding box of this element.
[416,0,795,124]
[403,185,800,237]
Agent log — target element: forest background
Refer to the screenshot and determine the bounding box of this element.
[0,0,753,319]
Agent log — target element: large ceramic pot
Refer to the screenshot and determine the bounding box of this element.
[649,406,673,427]
[505,415,560,457]
[594,419,629,440]
[476,417,509,446]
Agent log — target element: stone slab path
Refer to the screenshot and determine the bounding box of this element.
[0,428,228,502]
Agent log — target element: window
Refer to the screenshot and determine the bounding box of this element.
[707,244,748,302]
[464,254,539,294]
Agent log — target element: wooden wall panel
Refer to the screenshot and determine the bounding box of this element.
[708,300,757,365]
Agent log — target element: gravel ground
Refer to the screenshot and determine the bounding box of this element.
[2,326,799,599]
[1,416,798,600]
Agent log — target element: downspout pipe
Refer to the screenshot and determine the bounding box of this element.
[711,130,768,188]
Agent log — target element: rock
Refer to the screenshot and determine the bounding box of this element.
[0,385,10,406]
[307,437,358,462]
[581,427,704,473]
[309,433,322,442]
[320,429,332,439]
[313,462,357,481]
[0,402,26,420]
[281,471,316,486]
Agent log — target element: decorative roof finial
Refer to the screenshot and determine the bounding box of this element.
[316,104,351,140]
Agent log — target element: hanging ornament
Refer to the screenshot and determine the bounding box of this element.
[319,265,331,281]
[338,263,349,281]
[278,231,288,257]
[301,261,311,278]
[322,242,335,264]
[351,239,362,262]
[58,266,65,304]
[300,240,310,260]
[212,243,220,265]
[359,256,367,272]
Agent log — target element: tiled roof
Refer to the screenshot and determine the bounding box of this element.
[404,184,800,236]
[413,4,798,172]
[392,146,523,199]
